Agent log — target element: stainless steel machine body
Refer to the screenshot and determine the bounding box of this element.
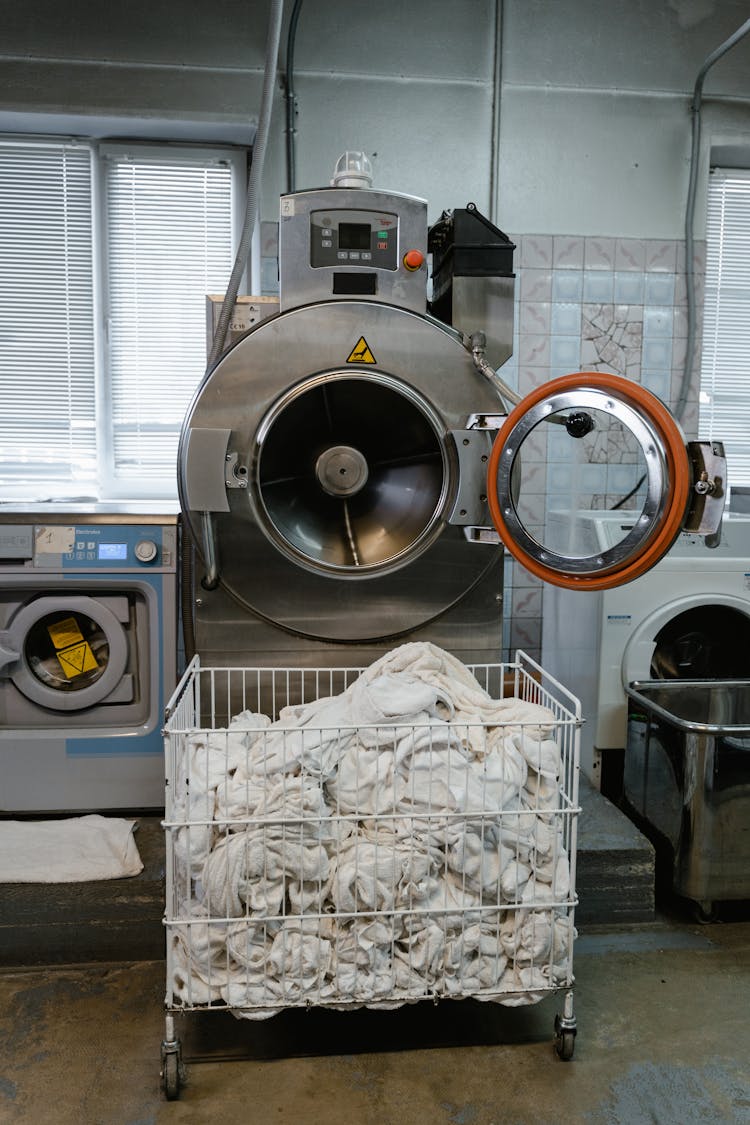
[180,185,513,669]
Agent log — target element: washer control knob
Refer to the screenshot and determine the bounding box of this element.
[134,539,158,564]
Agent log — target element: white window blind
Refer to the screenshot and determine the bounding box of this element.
[0,140,96,492]
[101,145,237,494]
[700,168,750,485]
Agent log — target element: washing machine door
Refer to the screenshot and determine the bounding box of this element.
[487,372,702,590]
[2,595,132,712]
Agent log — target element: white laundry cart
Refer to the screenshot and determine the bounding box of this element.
[159,650,581,1099]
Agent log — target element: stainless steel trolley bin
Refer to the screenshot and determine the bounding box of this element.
[160,651,581,1098]
[625,679,750,921]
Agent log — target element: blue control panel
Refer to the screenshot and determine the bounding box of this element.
[58,525,164,569]
[1,523,175,570]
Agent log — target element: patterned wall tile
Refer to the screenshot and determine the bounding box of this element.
[520,235,553,269]
[518,333,550,366]
[519,301,551,335]
[519,269,553,302]
[615,238,646,271]
[511,585,543,618]
[584,237,615,269]
[553,236,584,269]
[644,240,677,271]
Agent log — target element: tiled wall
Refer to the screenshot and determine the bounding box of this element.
[499,234,706,663]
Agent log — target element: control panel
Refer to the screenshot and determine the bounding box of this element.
[310,209,399,270]
[279,187,428,314]
[0,524,175,570]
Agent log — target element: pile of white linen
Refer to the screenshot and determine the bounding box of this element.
[167,642,575,1018]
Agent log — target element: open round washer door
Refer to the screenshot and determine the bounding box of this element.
[487,372,692,590]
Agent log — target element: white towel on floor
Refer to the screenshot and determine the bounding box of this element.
[0,815,143,882]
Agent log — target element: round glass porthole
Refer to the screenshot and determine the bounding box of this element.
[8,595,129,712]
[25,611,110,693]
[487,373,691,590]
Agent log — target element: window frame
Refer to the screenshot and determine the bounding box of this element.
[97,140,246,500]
[0,133,247,502]
[699,164,750,493]
[0,134,97,501]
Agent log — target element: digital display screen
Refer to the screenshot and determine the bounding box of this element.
[98,543,128,561]
[338,222,371,251]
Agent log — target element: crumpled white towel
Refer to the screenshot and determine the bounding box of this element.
[202,827,331,919]
[0,815,143,882]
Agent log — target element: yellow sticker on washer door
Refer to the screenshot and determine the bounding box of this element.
[57,642,99,679]
[47,616,85,650]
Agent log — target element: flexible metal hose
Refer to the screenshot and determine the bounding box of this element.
[206,0,285,372]
[285,0,305,194]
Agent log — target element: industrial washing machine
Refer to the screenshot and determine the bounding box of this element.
[0,505,178,812]
[542,510,750,790]
[179,160,727,674]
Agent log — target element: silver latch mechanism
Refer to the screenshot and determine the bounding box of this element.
[448,415,505,542]
[224,451,248,489]
[683,440,727,544]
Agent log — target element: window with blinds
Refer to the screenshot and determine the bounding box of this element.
[0,140,96,494]
[100,144,238,495]
[0,137,241,499]
[700,168,750,486]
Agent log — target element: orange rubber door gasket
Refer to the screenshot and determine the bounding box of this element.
[486,372,691,591]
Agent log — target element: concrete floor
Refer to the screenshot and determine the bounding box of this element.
[1,913,749,1125]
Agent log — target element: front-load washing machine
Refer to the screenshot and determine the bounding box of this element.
[0,505,178,812]
[179,167,726,680]
[542,511,750,789]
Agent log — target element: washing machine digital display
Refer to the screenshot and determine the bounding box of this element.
[309,209,398,269]
[98,543,128,561]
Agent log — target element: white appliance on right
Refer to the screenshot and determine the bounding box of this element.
[542,510,750,791]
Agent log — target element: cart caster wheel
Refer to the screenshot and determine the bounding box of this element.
[554,1014,576,1061]
[162,1051,181,1100]
[693,900,718,925]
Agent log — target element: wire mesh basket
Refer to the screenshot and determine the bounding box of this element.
[159,647,581,1094]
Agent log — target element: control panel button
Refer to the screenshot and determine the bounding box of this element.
[403,249,425,272]
[134,539,158,564]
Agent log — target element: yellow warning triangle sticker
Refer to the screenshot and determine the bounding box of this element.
[346,336,377,364]
[57,641,99,679]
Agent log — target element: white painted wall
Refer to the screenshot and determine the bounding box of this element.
[498,0,750,237]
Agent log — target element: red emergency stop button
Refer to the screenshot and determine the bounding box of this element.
[403,249,425,271]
